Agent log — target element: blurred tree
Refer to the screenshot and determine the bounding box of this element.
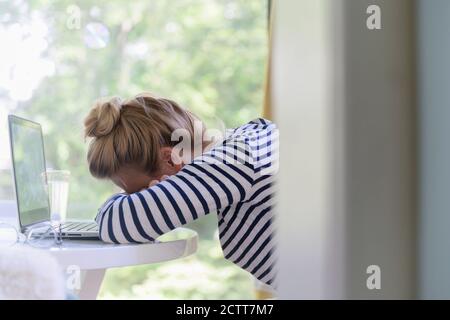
[0,0,267,299]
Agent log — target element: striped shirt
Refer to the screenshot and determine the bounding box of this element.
[95,118,278,287]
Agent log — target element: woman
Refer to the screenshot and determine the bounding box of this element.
[84,93,278,288]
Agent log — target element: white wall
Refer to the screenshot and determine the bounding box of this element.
[273,0,339,299]
[341,0,416,299]
[274,0,416,299]
[417,0,450,299]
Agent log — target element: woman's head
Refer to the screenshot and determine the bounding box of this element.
[84,92,201,193]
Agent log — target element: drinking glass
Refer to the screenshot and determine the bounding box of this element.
[46,169,70,222]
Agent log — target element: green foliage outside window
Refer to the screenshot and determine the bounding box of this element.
[0,0,267,299]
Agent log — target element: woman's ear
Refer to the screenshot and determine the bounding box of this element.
[160,147,183,174]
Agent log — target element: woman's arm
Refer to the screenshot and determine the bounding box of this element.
[95,150,255,244]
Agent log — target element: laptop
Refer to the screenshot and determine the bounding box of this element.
[8,115,99,239]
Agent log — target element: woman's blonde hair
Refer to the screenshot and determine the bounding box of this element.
[84,93,200,179]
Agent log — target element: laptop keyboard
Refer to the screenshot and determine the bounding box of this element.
[59,221,99,232]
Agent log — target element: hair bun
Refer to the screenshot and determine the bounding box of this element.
[84,97,122,138]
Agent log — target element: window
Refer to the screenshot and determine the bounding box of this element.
[0,0,267,299]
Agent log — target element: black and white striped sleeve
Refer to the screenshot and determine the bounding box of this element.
[95,153,256,244]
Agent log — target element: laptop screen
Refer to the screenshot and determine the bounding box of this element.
[8,115,50,228]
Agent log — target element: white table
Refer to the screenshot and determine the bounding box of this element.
[0,201,198,299]
[53,228,198,299]
[37,228,198,299]
[46,228,198,299]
